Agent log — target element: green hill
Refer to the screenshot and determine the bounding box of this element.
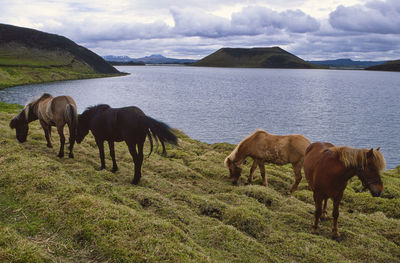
[0,23,124,89]
[366,59,400,72]
[192,47,321,69]
[0,102,399,262]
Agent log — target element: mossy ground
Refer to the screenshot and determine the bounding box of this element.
[0,103,399,262]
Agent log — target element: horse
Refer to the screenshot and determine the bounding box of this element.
[224,129,311,192]
[76,104,178,185]
[303,142,385,241]
[9,93,78,158]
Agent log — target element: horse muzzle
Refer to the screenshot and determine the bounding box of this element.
[369,183,383,197]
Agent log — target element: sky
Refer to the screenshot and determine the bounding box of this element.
[1,0,400,60]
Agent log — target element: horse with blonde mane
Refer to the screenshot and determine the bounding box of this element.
[224,129,311,192]
[304,142,385,241]
[10,93,78,158]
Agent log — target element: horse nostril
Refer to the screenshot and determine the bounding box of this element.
[372,191,381,197]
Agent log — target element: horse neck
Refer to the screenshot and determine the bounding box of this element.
[27,103,40,123]
[231,146,248,166]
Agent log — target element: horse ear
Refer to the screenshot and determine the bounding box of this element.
[367,148,374,158]
[376,147,380,151]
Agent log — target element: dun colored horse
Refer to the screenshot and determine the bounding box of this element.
[10,93,78,158]
[224,129,311,192]
[76,104,178,185]
[304,142,385,241]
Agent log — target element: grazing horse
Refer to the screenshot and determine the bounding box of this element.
[304,142,385,241]
[9,93,78,158]
[224,129,311,192]
[76,104,178,185]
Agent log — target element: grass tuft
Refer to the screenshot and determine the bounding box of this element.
[0,103,399,262]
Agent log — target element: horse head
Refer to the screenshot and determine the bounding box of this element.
[225,157,242,185]
[357,148,385,197]
[76,113,90,143]
[10,109,29,143]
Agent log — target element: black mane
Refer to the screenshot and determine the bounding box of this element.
[85,104,111,113]
[80,104,111,123]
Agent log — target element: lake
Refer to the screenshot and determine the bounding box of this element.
[1,66,399,168]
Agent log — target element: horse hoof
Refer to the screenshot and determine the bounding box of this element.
[69,153,74,158]
[111,167,118,173]
[47,144,53,148]
[311,228,319,235]
[334,236,342,242]
[57,153,64,158]
[96,166,106,171]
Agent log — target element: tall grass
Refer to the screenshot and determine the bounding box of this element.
[0,103,399,262]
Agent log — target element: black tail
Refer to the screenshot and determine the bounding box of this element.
[142,115,177,156]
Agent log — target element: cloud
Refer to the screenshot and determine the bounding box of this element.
[1,0,400,60]
[170,8,231,38]
[231,6,320,34]
[169,6,320,39]
[329,0,400,34]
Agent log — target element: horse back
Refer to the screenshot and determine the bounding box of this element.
[304,142,343,192]
[247,132,310,165]
[39,96,77,126]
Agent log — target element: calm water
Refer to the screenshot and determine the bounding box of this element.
[1,66,399,168]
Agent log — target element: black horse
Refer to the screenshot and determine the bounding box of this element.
[76,104,177,184]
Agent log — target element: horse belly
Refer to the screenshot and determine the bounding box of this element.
[263,150,288,165]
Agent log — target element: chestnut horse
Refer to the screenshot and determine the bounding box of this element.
[304,142,385,241]
[224,129,311,192]
[9,93,78,158]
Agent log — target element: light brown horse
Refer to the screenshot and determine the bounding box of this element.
[10,93,78,158]
[224,129,311,192]
[304,142,385,241]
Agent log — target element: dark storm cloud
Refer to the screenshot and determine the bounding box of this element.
[329,0,400,34]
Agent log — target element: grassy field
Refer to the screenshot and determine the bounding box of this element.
[0,43,126,90]
[0,102,399,262]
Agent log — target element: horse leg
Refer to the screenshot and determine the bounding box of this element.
[321,198,329,220]
[258,160,267,186]
[128,141,144,185]
[108,141,118,173]
[56,126,65,158]
[40,120,52,148]
[332,196,342,242]
[67,123,75,158]
[246,159,258,185]
[95,138,106,170]
[312,192,323,235]
[290,162,302,193]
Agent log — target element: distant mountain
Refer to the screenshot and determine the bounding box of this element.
[309,58,386,69]
[0,23,122,88]
[365,60,400,72]
[192,47,321,69]
[103,54,197,64]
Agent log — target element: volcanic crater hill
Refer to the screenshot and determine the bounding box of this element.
[192,47,321,69]
[0,23,122,88]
